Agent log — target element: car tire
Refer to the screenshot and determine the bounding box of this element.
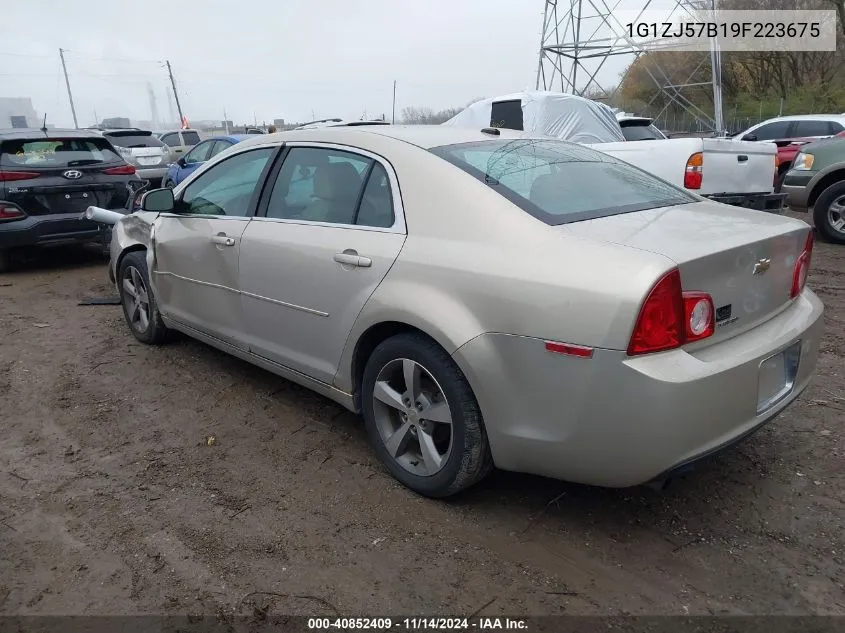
[813,181,845,244]
[117,250,169,344]
[361,333,493,498]
[163,179,174,189]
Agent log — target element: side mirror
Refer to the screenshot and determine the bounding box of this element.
[141,188,175,213]
[176,156,187,168]
[742,133,757,141]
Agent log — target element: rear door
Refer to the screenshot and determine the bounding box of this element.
[0,136,131,221]
[152,146,277,349]
[238,144,406,384]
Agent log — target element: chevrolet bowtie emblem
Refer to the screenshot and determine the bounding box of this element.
[752,258,771,275]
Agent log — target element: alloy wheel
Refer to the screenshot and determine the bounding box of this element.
[828,196,845,235]
[371,358,454,477]
[122,265,151,333]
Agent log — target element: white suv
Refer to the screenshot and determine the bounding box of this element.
[736,114,845,142]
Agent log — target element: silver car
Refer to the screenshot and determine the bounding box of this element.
[108,126,823,497]
[101,129,170,183]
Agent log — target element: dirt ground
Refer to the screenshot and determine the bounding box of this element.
[1,214,844,618]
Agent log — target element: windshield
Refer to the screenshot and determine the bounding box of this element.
[0,137,122,167]
[107,134,165,149]
[621,123,666,141]
[430,139,696,225]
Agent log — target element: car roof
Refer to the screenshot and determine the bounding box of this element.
[208,134,251,143]
[237,124,529,151]
[0,127,105,140]
[756,114,845,124]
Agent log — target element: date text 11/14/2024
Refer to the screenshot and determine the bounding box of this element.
[307,618,529,630]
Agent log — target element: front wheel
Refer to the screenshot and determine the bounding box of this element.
[117,251,170,344]
[813,181,845,244]
[361,333,493,497]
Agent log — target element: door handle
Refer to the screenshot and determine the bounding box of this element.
[334,252,372,268]
[211,234,236,247]
[737,155,748,162]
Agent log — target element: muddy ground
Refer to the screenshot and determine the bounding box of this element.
[1,214,844,617]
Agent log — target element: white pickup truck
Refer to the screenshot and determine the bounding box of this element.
[444,92,785,213]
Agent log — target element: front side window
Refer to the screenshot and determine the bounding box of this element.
[179,148,274,217]
[208,140,232,158]
[746,121,791,141]
[431,139,696,225]
[266,147,371,224]
[184,141,213,164]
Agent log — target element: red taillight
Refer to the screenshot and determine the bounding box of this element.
[0,170,40,182]
[628,268,715,356]
[684,152,703,189]
[0,203,25,220]
[790,230,814,298]
[103,164,136,175]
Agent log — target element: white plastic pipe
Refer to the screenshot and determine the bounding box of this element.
[82,206,124,225]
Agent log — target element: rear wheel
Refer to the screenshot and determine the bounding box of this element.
[813,181,845,244]
[118,251,169,344]
[361,333,493,497]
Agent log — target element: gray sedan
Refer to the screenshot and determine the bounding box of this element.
[108,126,823,497]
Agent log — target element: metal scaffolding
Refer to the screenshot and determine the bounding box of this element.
[535,0,724,133]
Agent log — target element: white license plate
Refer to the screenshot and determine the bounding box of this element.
[757,341,801,414]
[137,157,160,166]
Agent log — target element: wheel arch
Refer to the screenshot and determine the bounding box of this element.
[808,168,845,208]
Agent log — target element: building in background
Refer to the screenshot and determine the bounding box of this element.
[0,98,39,128]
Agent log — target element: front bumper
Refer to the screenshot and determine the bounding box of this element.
[0,213,105,249]
[704,192,786,213]
[452,289,824,487]
[781,171,815,210]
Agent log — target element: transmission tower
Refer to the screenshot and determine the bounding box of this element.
[535,0,724,133]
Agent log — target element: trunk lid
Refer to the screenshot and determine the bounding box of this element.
[560,200,811,343]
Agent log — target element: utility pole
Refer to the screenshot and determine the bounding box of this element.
[58,48,79,129]
[392,80,397,124]
[165,60,185,126]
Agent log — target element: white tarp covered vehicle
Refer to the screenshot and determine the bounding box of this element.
[444,91,785,213]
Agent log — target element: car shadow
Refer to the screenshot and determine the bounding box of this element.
[2,244,108,275]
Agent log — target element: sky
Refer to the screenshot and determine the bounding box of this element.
[0,0,659,128]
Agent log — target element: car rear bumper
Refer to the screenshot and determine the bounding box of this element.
[135,167,167,181]
[0,213,106,249]
[704,192,786,213]
[452,289,824,487]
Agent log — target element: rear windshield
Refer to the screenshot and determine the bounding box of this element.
[430,139,696,225]
[0,137,122,168]
[106,134,165,148]
[621,123,666,141]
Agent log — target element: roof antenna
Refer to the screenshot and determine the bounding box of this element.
[41,113,48,133]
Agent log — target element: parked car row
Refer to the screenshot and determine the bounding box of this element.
[100,124,822,498]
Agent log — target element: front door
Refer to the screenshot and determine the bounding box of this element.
[239,145,405,383]
[152,146,276,349]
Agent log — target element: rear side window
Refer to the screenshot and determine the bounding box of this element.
[431,139,696,225]
[181,131,201,145]
[106,134,165,148]
[794,120,835,137]
[0,137,122,167]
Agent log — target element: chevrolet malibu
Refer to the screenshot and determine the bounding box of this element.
[108,126,823,497]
